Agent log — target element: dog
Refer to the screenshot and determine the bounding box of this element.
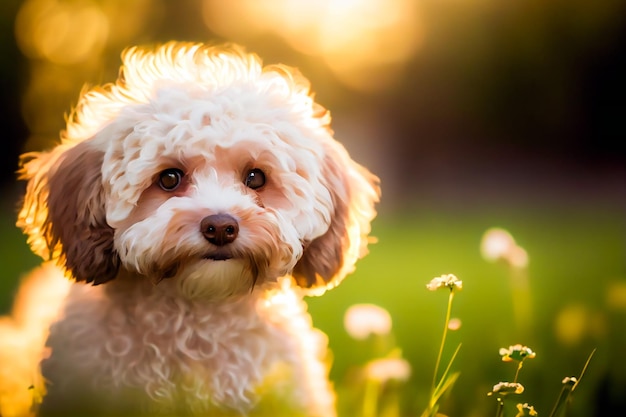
[0,42,379,416]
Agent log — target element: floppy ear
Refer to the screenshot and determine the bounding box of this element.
[292,142,380,294]
[17,140,119,284]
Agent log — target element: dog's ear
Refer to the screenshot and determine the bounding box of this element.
[292,142,380,294]
[18,140,119,284]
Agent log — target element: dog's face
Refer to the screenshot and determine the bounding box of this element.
[18,43,379,301]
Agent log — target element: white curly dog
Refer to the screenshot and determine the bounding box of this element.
[0,42,379,417]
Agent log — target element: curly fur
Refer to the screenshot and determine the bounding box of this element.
[0,42,379,416]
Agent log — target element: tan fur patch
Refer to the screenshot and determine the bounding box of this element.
[292,144,372,289]
[44,141,119,283]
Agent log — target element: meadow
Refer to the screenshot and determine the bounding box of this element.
[0,193,623,416]
[311,200,624,417]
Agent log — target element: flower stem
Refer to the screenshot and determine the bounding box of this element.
[509,267,532,339]
[548,386,569,417]
[548,349,596,417]
[495,397,505,417]
[431,289,454,394]
[362,378,379,417]
[513,360,524,383]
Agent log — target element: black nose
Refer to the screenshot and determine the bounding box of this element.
[200,214,239,246]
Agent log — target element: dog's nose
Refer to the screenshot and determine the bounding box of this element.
[200,214,239,246]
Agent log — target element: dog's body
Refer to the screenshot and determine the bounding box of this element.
[0,43,379,416]
[34,268,334,416]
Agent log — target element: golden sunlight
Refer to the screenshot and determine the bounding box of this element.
[202,0,423,92]
[0,264,71,417]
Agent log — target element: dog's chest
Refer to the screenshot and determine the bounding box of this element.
[43,282,303,413]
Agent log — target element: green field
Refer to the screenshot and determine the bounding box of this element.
[308,202,625,416]
[1,197,624,416]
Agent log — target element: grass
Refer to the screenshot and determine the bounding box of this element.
[0,196,40,309]
[307,202,624,417]
[0,194,624,416]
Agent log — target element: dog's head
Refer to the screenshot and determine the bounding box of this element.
[18,43,380,300]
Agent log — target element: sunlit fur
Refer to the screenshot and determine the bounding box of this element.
[0,42,379,416]
[0,264,71,417]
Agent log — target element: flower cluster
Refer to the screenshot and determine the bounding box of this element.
[426,274,463,292]
[488,382,525,396]
[515,402,538,416]
[499,344,536,362]
[562,376,578,387]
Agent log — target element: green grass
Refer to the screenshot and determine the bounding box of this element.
[0,196,40,309]
[307,203,624,416]
[1,197,623,416]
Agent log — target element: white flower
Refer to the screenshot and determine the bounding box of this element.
[562,376,577,386]
[499,344,536,362]
[481,227,529,268]
[364,357,411,383]
[344,304,392,340]
[481,228,516,262]
[515,402,538,416]
[426,274,462,292]
[489,382,525,396]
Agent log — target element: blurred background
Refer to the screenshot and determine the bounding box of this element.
[0,0,624,416]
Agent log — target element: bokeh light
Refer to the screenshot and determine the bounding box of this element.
[605,281,626,312]
[344,303,392,340]
[202,0,422,92]
[16,0,109,65]
[364,357,411,383]
[448,317,462,331]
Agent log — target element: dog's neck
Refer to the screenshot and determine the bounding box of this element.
[96,267,283,308]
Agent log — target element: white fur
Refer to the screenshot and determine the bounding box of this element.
[40,276,333,415]
[0,42,379,417]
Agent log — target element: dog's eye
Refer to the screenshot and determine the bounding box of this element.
[244,168,266,190]
[158,168,184,191]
